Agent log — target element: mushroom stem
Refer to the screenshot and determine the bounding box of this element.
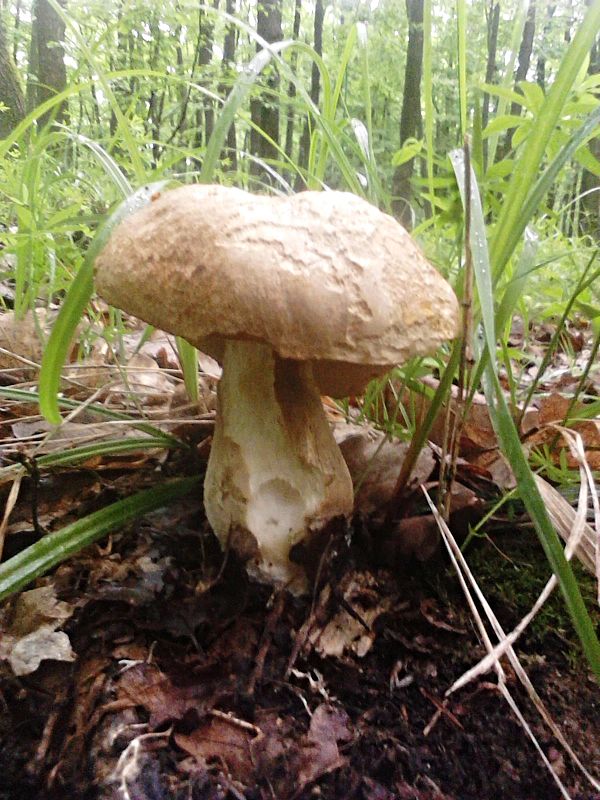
[204,340,354,591]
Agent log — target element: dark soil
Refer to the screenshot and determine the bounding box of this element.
[1,484,599,800]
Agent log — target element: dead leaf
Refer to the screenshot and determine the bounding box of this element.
[249,705,351,799]
[62,341,114,393]
[5,626,75,676]
[525,398,600,469]
[471,451,516,490]
[0,309,46,377]
[108,353,176,407]
[7,585,73,633]
[175,717,255,781]
[117,663,214,727]
[0,585,75,675]
[334,420,435,520]
[310,572,393,658]
[534,475,596,574]
[297,704,352,787]
[537,393,572,426]
[378,515,439,565]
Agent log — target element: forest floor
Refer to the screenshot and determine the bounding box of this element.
[1,315,599,800]
[1,453,599,800]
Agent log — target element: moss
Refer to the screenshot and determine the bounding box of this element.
[464,529,599,666]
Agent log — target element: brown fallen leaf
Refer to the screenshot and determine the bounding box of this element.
[534,475,596,575]
[536,392,573,426]
[334,420,435,521]
[310,571,393,659]
[525,395,600,469]
[296,704,352,788]
[249,704,352,799]
[116,663,216,727]
[0,309,47,378]
[0,585,75,675]
[108,352,176,407]
[175,716,256,782]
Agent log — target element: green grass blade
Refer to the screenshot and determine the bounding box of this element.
[491,0,600,280]
[495,227,538,337]
[0,387,181,445]
[0,437,182,483]
[486,2,529,165]
[487,369,600,681]
[519,255,600,419]
[330,24,358,119]
[201,40,294,183]
[46,0,146,182]
[386,342,462,516]
[38,261,94,425]
[38,182,173,425]
[176,337,199,404]
[0,477,199,602]
[456,0,468,138]
[0,68,184,156]
[62,132,133,197]
[423,0,434,211]
[450,148,496,355]
[498,106,600,276]
[457,154,600,682]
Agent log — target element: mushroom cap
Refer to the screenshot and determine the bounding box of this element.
[95,185,459,396]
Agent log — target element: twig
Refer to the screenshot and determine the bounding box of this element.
[247,589,286,695]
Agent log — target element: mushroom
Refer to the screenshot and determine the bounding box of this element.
[95,185,459,592]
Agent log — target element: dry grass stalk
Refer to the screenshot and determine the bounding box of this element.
[423,487,600,797]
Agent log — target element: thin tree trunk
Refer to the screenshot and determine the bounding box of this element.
[536,3,556,89]
[482,0,500,168]
[296,0,322,185]
[284,0,302,169]
[195,0,218,149]
[498,0,536,157]
[220,0,238,169]
[392,0,424,226]
[147,13,163,164]
[27,0,67,128]
[581,20,600,237]
[250,0,283,178]
[12,0,21,61]
[108,2,125,137]
[511,0,536,109]
[0,13,25,137]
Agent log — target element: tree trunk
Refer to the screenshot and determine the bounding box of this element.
[195,1,218,150]
[498,0,536,157]
[147,13,164,165]
[27,0,67,128]
[581,23,600,237]
[284,0,302,168]
[536,3,556,89]
[12,0,21,61]
[108,1,126,138]
[250,0,283,178]
[511,0,536,109]
[0,14,25,138]
[482,0,500,168]
[392,0,424,226]
[296,0,323,186]
[220,0,238,169]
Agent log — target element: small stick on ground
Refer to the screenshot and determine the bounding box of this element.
[247,589,286,696]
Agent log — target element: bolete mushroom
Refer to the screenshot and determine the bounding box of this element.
[95,185,459,592]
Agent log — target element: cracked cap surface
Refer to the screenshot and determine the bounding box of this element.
[95,184,460,396]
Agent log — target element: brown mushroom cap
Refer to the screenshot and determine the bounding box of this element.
[95,185,459,395]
